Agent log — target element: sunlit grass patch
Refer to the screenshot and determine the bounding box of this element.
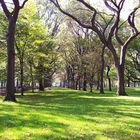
[0,87,140,139]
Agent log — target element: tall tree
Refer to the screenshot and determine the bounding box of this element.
[15,0,39,95]
[50,0,140,95]
[0,0,28,101]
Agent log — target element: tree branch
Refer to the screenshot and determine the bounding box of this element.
[104,0,118,12]
[20,0,28,9]
[13,0,20,8]
[128,6,140,34]
[124,33,140,48]
[104,0,125,42]
[50,0,92,29]
[77,0,96,11]
[115,26,123,45]
[0,0,11,18]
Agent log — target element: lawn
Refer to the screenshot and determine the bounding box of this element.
[0,88,140,140]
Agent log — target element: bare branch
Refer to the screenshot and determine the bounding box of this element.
[0,0,11,18]
[108,12,120,41]
[103,0,118,12]
[13,0,20,8]
[114,19,129,46]
[128,6,140,34]
[123,33,140,48]
[91,10,97,27]
[50,0,92,29]
[115,26,123,45]
[77,0,104,33]
[104,1,123,41]
[121,33,140,65]
[118,0,125,10]
[77,0,96,11]
[20,0,28,9]
[101,14,115,35]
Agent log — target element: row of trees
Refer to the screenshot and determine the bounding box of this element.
[0,0,60,101]
[50,0,140,95]
[57,19,140,93]
[0,0,140,102]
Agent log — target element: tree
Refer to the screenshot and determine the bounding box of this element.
[15,17,29,95]
[15,0,41,95]
[0,0,28,101]
[125,37,140,86]
[58,20,104,91]
[50,0,140,95]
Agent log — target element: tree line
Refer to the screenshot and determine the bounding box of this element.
[0,0,140,102]
[0,0,60,101]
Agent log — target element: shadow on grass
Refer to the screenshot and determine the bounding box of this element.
[0,88,140,139]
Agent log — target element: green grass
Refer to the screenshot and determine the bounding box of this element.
[0,87,140,140]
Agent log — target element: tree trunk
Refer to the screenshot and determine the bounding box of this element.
[31,65,34,93]
[78,78,81,90]
[100,46,105,93]
[67,72,70,88]
[71,72,75,89]
[66,65,71,88]
[116,64,127,96]
[134,81,136,87]
[107,65,112,91]
[20,61,24,96]
[4,18,16,102]
[108,77,112,91]
[39,77,44,91]
[75,79,78,90]
[67,79,70,88]
[83,71,87,91]
[128,77,130,87]
[96,73,100,90]
[31,77,34,93]
[29,59,34,93]
[63,80,66,88]
[90,83,93,92]
[16,79,20,88]
[44,76,52,87]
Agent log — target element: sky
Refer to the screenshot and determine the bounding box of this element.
[91,0,138,19]
[1,0,139,20]
[2,0,26,8]
[59,0,139,20]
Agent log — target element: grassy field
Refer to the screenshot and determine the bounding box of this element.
[0,88,140,140]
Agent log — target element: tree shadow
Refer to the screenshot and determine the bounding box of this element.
[0,88,140,139]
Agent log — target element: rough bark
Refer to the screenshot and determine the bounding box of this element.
[116,64,127,96]
[4,17,16,101]
[0,0,28,101]
[100,46,105,93]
